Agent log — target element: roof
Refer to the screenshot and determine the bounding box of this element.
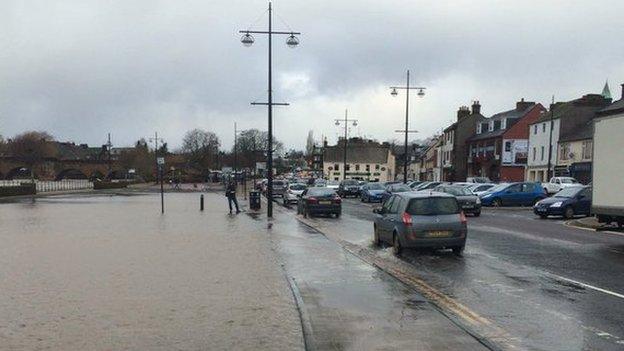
[443,122,457,133]
[323,142,390,164]
[598,99,624,116]
[53,142,104,161]
[468,103,535,142]
[396,191,455,199]
[559,120,593,142]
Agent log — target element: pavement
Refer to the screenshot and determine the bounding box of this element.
[276,196,624,350]
[0,192,303,350]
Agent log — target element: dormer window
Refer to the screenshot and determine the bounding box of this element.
[477,123,482,134]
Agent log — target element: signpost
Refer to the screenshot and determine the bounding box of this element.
[157,157,165,214]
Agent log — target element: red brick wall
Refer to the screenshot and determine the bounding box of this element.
[503,104,545,139]
[500,166,525,182]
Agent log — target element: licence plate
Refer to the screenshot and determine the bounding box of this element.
[319,201,331,205]
[537,208,546,212]
[462,204,473,209]
[427,231,451,238]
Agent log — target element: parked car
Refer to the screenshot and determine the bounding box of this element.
[542,177,581,195]
[297,187,342,218]
[360,182,386,203]
[434,185,482,216]
[271,180,288,197]
[451,182,473,187]
[408,181,425,189]
[416,181,444,191]
[533,186,591,219]
[314,179,327,187]
[338,179,361,198]
[468,183,496,196]
[384,181,402,187]
[479,182,546,207]
[326,180,340,190]
[466,177,492,183]
[373,192,467,256]
[381,183,413,202]
[282,183,307,205]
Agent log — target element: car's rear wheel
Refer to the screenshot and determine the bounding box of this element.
[392,232,402,256]
[564,206,575,219]
[373,226,381,247]
[452,246,465,256]
[492,198,502,207]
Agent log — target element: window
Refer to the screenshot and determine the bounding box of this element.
[582,140,592,159]
[366,164,370,172]
[355,164,360,171]
[521,183,536,193]
[481,123,489,133]
[507,184,522,192]
[407,197,459,215]
[493,120,501,130]
[477,123,482,134]
[534,125,538,134]
[560,143,569,160]
[375,164,380,170]
[532,147,536,161]
[542,123,546,133]
[345,164,350,171]
[540,146,545,161]
[334,164,340,171]
[390,197,403,213]
[383,196,395,212]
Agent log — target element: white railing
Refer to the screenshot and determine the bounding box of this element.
[0,179,94,192]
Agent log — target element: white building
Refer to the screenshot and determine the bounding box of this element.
[526,111,560,182]
[322,138,395,182]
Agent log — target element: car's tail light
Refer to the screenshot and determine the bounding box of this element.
[459,211,467,224]
[402,212,413,226]
[307,197,318,204]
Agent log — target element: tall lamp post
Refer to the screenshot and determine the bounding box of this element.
[334,109,358,181]
[239,1,301,218]
[390,69,426,184]
[546,95,555,181]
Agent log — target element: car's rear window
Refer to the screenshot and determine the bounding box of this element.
[443,187,472,196]
[343,180,358,185]
[308,188,336,196]
[367,183,384,190]
[273,181,285,186]
[290,184,306,190]
[406,197,459,216]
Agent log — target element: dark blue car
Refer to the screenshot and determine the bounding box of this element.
[479,182,546,207]
[533,186,591,219]
[360,182,386,203]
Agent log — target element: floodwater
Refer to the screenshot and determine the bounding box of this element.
[0,193,303,350]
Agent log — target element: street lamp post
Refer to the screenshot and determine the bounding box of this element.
[390,69,426,184]
[239,1,300,218]
[546,95,555,181]
[334,109,358,181]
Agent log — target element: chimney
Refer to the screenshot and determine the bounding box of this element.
[457,106,470,120]
[471,101,481,115]
[516,98,534,111]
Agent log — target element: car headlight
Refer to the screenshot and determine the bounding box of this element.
[550,201,563,208]
[475,198,481,204]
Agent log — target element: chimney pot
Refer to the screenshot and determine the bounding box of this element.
[471,101,481,115]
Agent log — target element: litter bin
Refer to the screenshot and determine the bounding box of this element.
[249,191,261,210]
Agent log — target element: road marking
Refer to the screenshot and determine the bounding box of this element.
[550,274,624,300]
[562,220,624,237]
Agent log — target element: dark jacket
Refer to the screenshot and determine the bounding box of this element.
[226,182,237,197]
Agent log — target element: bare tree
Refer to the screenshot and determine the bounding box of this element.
[8,131,55,181]
[305,130,315,156]
[181,129,221,170]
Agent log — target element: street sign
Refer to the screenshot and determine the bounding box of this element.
[157,157,165,165]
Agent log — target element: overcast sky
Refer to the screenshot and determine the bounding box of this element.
[1,0,623,151]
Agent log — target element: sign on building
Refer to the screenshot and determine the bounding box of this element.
[502,139,528,165]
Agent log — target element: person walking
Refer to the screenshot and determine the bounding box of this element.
[226,178,241,214]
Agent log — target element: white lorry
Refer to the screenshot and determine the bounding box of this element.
[542,177,581,195]
[592,104,624,227]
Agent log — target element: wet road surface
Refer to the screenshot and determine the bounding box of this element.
[278,197,624,350]
[269,205,489,350]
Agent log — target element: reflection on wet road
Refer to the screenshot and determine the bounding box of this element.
[278,197,624,350]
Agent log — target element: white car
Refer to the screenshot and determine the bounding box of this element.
[542,177,580,195]
[468,183,496,196]
[283,183,307,205]
[326,180,340,190]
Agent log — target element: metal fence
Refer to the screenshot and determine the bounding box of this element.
[0,179,94,193]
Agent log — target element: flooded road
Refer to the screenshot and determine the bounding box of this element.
[0,193,303,350]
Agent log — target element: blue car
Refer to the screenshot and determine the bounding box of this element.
[479,182,546,207]
[533,186,591,219]
[360,182,386,203]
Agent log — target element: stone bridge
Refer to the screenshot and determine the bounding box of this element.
[0,157,125,180]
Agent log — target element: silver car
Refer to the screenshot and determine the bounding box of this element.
[373,192,467,256]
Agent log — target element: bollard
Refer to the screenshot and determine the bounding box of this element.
[200,194,204,211]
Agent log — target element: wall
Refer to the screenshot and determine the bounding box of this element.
[500,166,525,182]
[527,118,560,168]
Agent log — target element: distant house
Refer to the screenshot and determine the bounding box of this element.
[467,99,545,182]
[527,93,611,183]
[449,102,485,181]
[323,138,395,182]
